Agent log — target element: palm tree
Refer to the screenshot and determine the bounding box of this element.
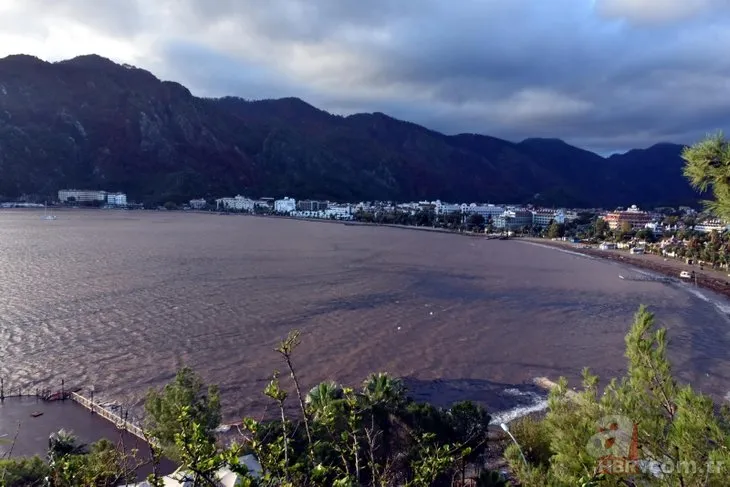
[305,381,344,421]
[48,429,86,461]
[361,373,407,472]
[362,373,405,409]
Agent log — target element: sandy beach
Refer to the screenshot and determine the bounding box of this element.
[524,238,730,300]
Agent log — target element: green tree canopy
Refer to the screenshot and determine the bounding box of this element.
[145,366,222,458]
[546,221,565,239]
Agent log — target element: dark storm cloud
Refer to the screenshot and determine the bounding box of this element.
[5,0,730,152]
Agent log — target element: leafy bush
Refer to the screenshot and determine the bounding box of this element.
[0,456,50,486]
[508,415,551,466]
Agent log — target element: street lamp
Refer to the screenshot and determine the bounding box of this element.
[500,422,528,467]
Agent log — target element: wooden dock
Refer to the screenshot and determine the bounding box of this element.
[1,377,156,447]
[69,392,157,446]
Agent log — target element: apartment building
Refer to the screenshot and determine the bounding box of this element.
[462,203,505,220]
[58,189,107,203]
[297,200,328,211]
[532,209,566,227]
[694,219,729,233]
[274,197,297,213]
[602,205,652,230]
[216,195,255,212]
[106,193,127,206]
[495,210,533,230]
[325,205,353,220]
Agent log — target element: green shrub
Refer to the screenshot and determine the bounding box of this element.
[508,415,551,467]
[0,456,50,487]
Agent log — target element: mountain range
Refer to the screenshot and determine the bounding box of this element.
[0,54,700,208]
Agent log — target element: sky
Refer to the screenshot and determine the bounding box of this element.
[0,0,729,154]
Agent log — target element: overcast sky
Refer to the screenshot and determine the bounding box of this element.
[0,0,729,154]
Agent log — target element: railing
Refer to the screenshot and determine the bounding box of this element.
[69,392,157,446]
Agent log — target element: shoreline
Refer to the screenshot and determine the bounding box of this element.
[522,238,730,302]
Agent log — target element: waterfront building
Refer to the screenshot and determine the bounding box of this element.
[495,210,533,230]
[643,222,662,235]
[216,195,255,212]
[297,200,328,211]
[532,209,566,227]
[325,205,353,220]
[274,197,297,213]
[694,219,729,234]
[433,200,461,215]
[189,198,207,209]
[58,189,107,203]
[255,199,273,211]
[462,203,505,220]
[106,193,127,206]
[602,205,652,230]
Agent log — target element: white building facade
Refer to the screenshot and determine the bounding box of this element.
[189,198,207,209]
[532,209,566,227]
[495,210,534,230]
[433,200,461,215]
[58,189,107,203]
[325,205,353,220]
[216,195,255,212]
[695,219,729,233]
[274,197,297,214]
[106,193,127,206]
[462,204,505,220]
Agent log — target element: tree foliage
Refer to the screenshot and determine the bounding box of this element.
[546,221,565,239]
[0,456,49,486]
[236,330,500,486]
[682,131,730,220]
[506,306,730,486]
[144,366,222,459]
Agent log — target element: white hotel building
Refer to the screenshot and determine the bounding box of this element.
[462,203,505,220]
[58,189,108,203]
[107,193,127,206]
[532,209,566,227]
[694,219,729,234]
[58,189,127,206]
[495,210,534,230]
[216,195,255,212]
[274,197,297,214]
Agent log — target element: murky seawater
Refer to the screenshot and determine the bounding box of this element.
[1,210,729,423]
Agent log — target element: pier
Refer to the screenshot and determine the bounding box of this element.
[68,392,156,446]
[0,377,176,479]
[0,377,157,450]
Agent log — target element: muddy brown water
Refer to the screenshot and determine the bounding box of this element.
[1,210,729,425]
